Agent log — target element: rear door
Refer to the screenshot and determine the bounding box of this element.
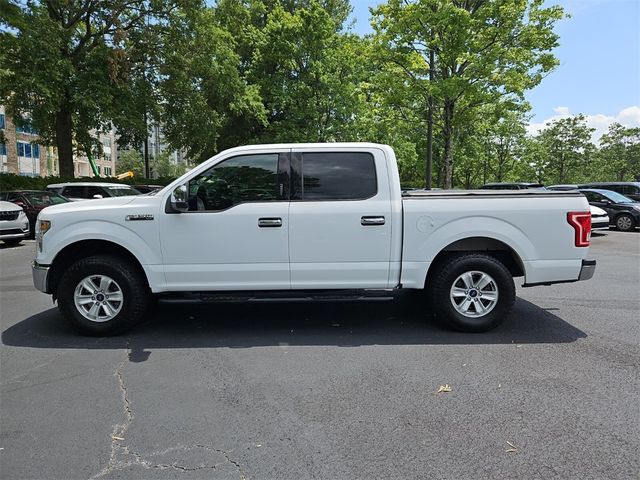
[288,148,393,289]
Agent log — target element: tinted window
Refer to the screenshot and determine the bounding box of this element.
[601,190,633,203]
[105,186,140,197]
[22,191,68,206]
[62,186,86,198]
[87,186,107,198]
[582,191,603,202]
[188,154,279,211]
[301,152,377,200]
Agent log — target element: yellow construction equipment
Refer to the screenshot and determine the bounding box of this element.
[116,171,134,180]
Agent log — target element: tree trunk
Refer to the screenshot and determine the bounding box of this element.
[55,103,74,178]
[443,100,455,189]
[425,47,435,190]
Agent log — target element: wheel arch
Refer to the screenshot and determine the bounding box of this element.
[49,240,150,297]
[424,236,525,288]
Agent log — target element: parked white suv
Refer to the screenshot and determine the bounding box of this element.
[0,201,30,246]
[32,143,596,336]
[46,182,141,201]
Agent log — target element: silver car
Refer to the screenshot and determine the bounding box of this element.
[0,200,30,246]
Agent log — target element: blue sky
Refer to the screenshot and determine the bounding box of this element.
[349,0,640,140]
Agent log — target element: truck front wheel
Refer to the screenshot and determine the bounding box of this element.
[57,254,150,336]
[428,254,515,332]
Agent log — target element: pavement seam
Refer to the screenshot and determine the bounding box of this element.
[88,345,246,479]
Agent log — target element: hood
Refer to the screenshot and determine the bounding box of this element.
[0,200,23,212]
[38,196,138,217]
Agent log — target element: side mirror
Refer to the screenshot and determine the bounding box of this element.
[169,185,189,213]
[92,194,103,199]
[13,200,26,209]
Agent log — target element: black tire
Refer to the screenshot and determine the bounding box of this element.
[2,239,23,246]
[615,213,636,232]
[427,253,515,332]
[57,254,150,336]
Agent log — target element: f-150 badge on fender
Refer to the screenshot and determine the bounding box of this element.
[125,214,154,221]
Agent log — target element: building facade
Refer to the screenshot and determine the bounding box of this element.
[1,105,58,177]
[1,105,117,178]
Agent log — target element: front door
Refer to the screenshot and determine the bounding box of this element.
[159,150,291,291]
[288,148,393,289]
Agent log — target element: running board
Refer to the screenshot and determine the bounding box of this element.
[157,289,397,304]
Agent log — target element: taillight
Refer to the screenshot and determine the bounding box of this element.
[567,212,591,247]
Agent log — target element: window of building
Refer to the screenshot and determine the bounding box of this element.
[17,141,40,158]
[300,152,377,200]
[188,154,279,211]
[0,143,6,156]
[104,166,112,177]
[0,113,5,129]
[15,122,37,135]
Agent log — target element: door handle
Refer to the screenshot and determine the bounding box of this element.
[361,216,386,226]
[258,217,282,228]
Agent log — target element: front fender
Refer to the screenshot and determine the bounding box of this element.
[39,220,162,267]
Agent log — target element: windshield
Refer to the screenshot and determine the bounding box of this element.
[105,186,141,197]
[23,191,69,206]
[600,190,634,203]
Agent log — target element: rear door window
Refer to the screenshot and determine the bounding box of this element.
[299,152,377,200]
[62,186,87,198]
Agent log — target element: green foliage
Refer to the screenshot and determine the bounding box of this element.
[116,150,145,178]
[0,0,191,176]
[371,0,564,187]
[3,0,635,190]
[0,173,175,192]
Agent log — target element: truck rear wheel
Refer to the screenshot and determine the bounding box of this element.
[57,254,150,336]
[428,254,515,332]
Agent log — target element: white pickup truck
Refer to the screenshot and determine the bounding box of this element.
[32,143,595,336]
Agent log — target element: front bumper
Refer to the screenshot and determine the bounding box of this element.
[32,262,51,294]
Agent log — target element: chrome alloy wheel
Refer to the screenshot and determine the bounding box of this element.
[73,275,124,322]
[449,271,499,318]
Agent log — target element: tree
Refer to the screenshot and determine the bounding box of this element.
[158,5,266,163]
[152,152,187,178]
[538,115,594,184]
[116,150,144,178]
[0,0,186,177]
[596,123,640,181]
[371,0,564,188]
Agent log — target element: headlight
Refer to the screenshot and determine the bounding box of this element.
[38,220,51,235]
[36,220,51,253]
[633,205,640,213]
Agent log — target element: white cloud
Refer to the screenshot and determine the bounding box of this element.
[526,105,640,143]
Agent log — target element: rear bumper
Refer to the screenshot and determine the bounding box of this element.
[578,259,596,281]
[523,259,596,287]
[32,262,51,294]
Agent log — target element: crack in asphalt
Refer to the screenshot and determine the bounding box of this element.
[89,347,246,479]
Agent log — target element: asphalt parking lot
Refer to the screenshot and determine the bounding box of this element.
[1,231,639,480]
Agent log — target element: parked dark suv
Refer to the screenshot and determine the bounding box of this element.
[579,188,640,231]
[580,182,640,202]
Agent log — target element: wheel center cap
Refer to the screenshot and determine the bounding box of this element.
[96,293,105,302]
[469,289,478,298]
